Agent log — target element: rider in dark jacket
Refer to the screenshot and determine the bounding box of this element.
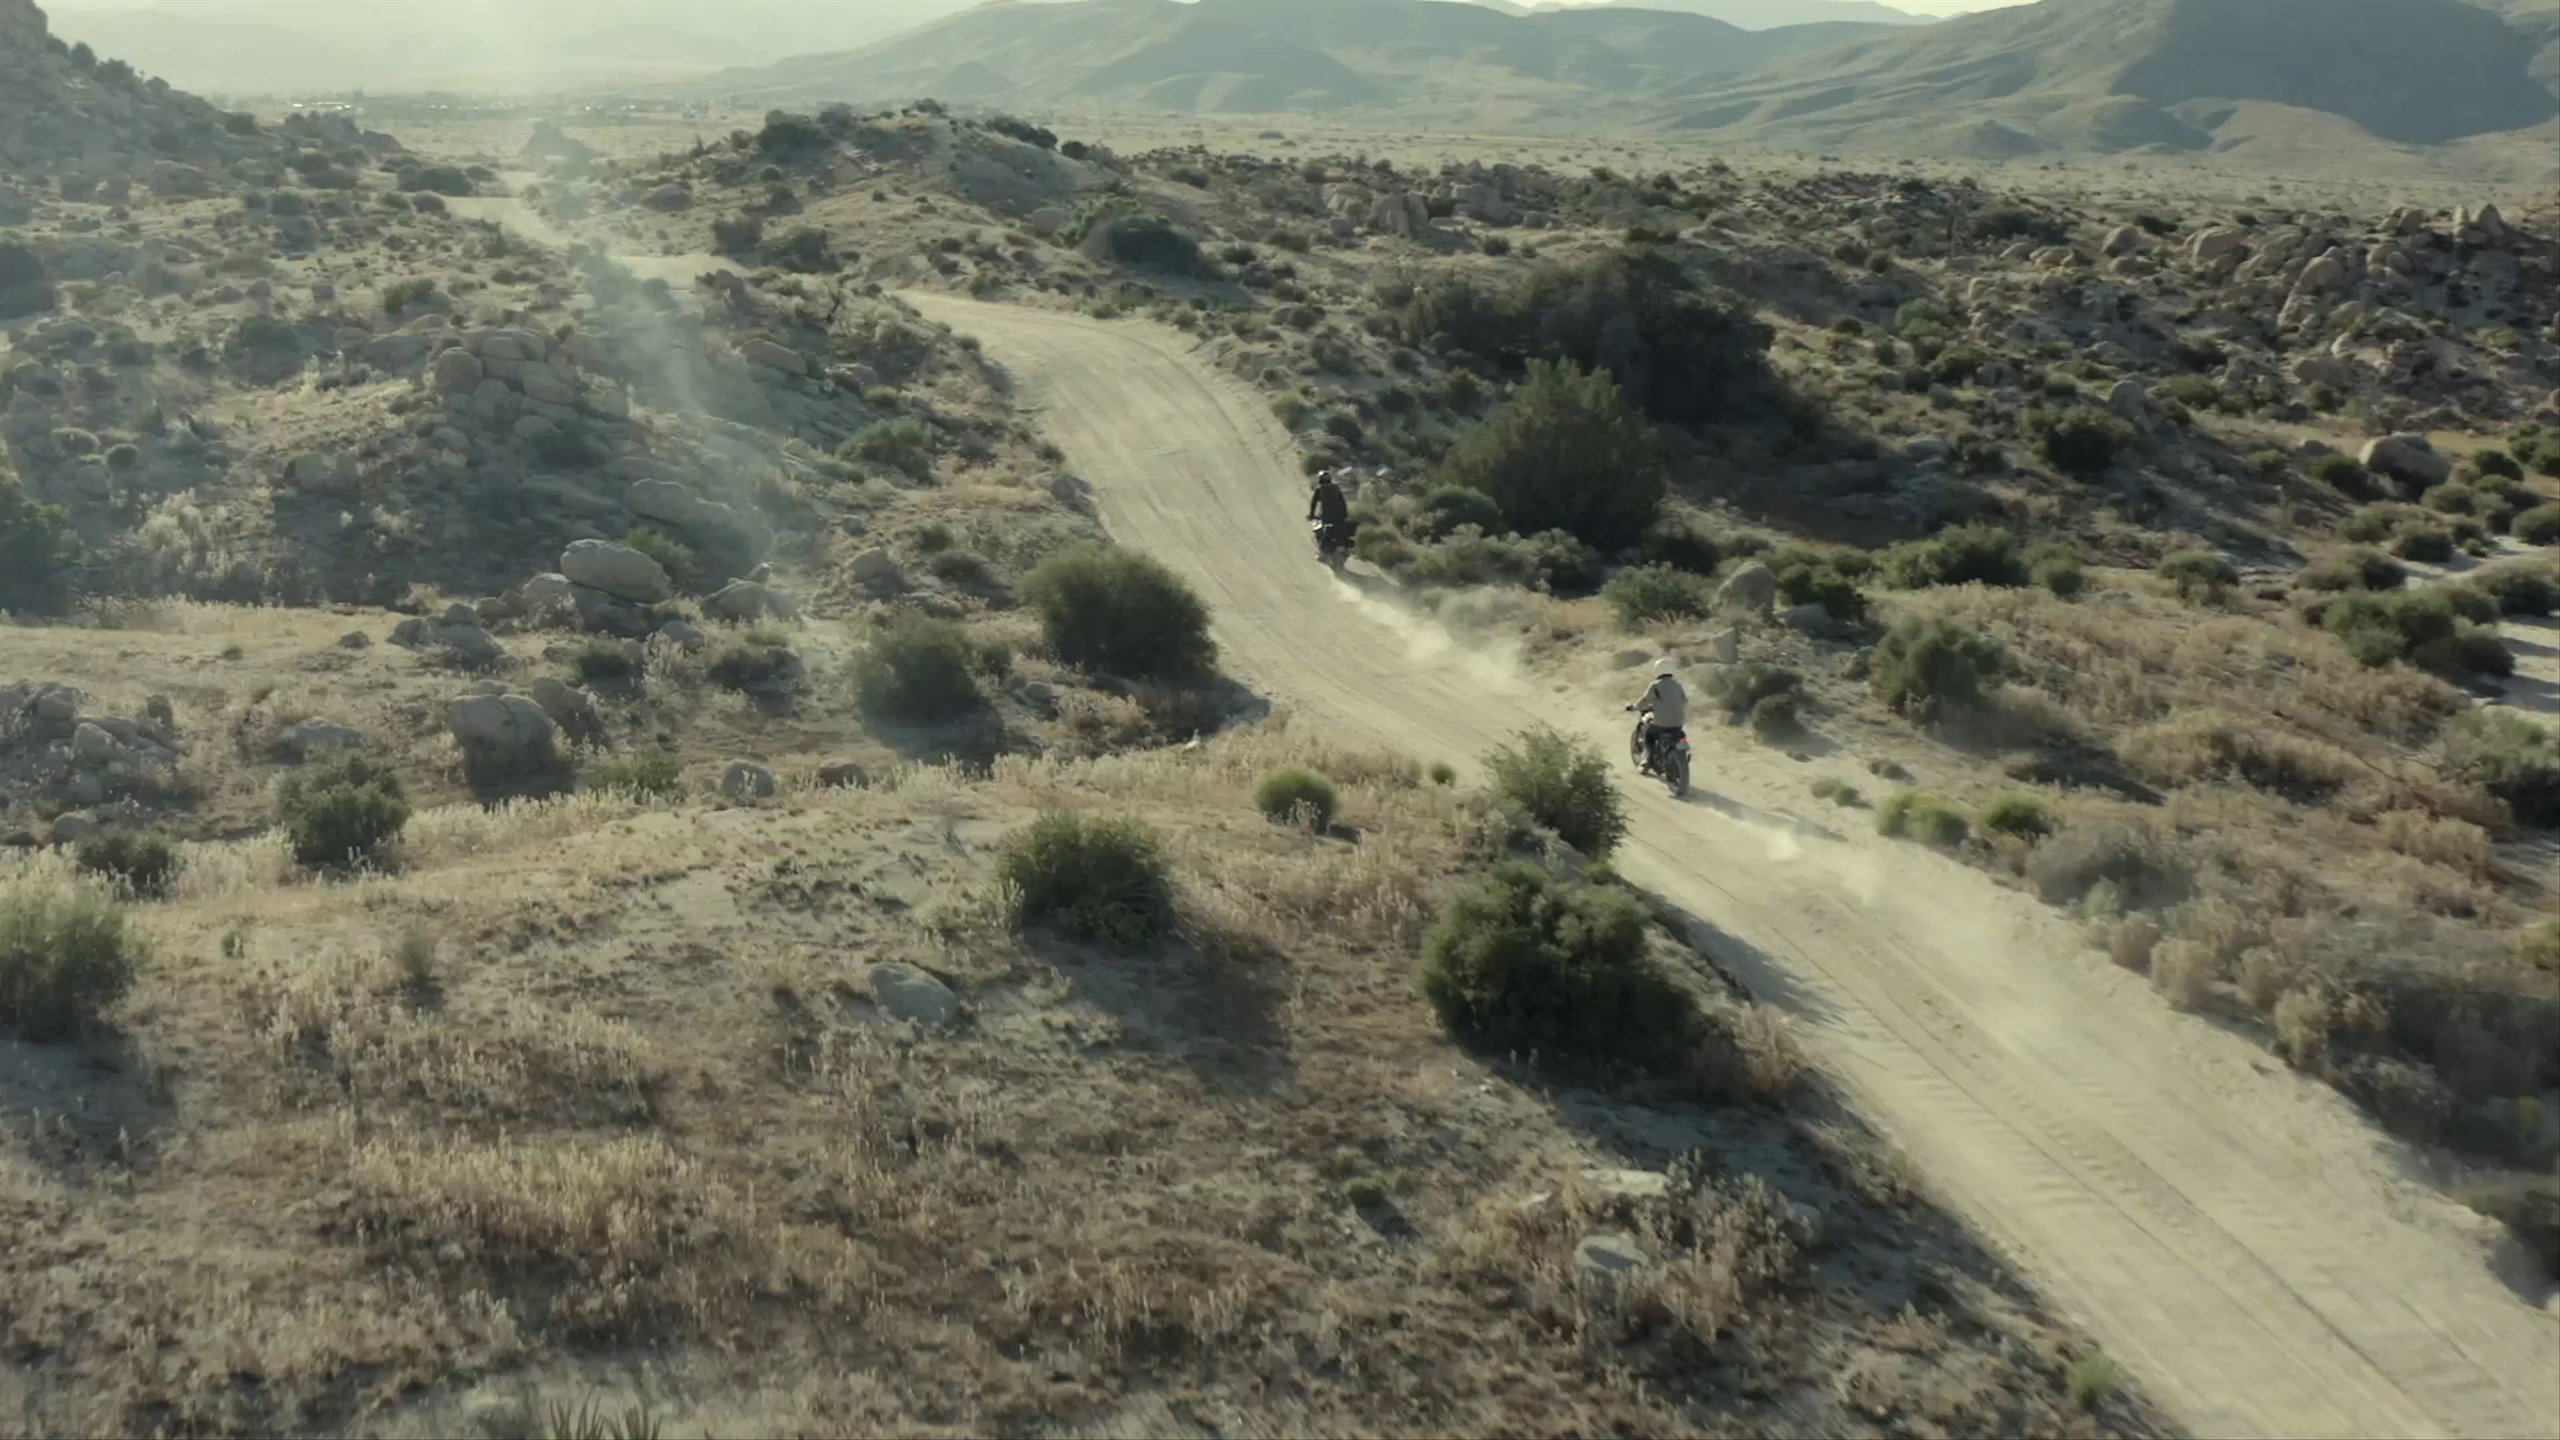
[1308,471,1351,528]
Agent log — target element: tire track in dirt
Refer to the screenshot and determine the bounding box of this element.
[903,293,2560,1440]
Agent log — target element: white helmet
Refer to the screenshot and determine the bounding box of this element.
[1655,657,1676,678]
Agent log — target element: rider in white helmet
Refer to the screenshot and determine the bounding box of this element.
[1633,656,1687,764]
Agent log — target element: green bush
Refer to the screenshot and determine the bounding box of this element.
[2340,504,2410,544]
[0,886,141,1041]
[2300,547,2406,593]
[1872,616,2004,721]
[2157,374,2219,410]
[1438,358,1664,550]
[0,481,83,615]
[1487,725,1626,860]
[583,751,684,801]
[74,832,181,900]
[2028,542,2087,598]
[1879,523,2028,590]
[398,165,473,197]
[622,526,696,589]
[1418,862,1681,1065]
[381,277,441,317]
[2029,406,2133,477]
[1428,761,1458,786]
[2514,504,2560,546]
[2314,455,2373,495]
[1704,662,1803,723]
[854,614,983,722]
[1602,564,1710,627]
[1979,793,2053,840]
[844,418,935,477]
[1417,484,1505,538]
[2390,523,2455,563]
[2469,449,2525,482]
[2159,550,2238,602]
[1075,209,1205,275]
[1022,544,1215,679]
[574,640,640,684]
[1878,791,1970,848]
[2445,712,2560,827]
[2473,568,2560,618]
[278,754,410,874]
[1253,767,1338,830]
[999,813,1174,948]
[2465,1179,2560,1283]
[1750,692,1802,742]
[2422,483,2479,516]
[2318,590,2510,677]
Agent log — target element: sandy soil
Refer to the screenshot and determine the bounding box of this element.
[900,294,2560,1440]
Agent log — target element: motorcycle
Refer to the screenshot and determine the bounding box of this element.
[1625,706,1691,798]
[1311,517,1355,571]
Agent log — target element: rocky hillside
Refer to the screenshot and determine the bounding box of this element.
[1654,0,2558,160]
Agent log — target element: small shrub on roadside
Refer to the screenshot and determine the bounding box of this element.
[2159,550,2238,602]
[2390,523,2455,563]
[1872,616,2004,720]
[73,832,181,899]
[2300,548,2406,593]
[1253,767,1339,830]
[0,886,141,1041]
[1022,544,1215,680]
[844,418,935,476]
[2028,542,2086,598]
[1419,861,1681,1066]
[622,526,696,589]
[2464,1179,2560,1282]
[2473,568,2560,617]
[2028,406,2132,477]
[574,640,640,684]
[1603,564,1710,626]
[278,754,410,874]
[1878,791,1969,848]
[854,614,983,722]
[1487,725,1626,859]
[1437,358,1664,551]
[582,751,683,801]
[1428,761,1458,786]
[2314,455,2373,495]
[1879,522,2028,590]
[2513,504,2560,546]
[2444,711,2560,827]
[998,813,1173,949]
[1750,692,1802,742]
[1980,793,2053,840]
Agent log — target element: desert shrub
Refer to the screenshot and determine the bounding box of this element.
[755,111,829,155]
[2157,374,2219,410]
[0,886,141,1041]
[1075,209,1204,274]
[998,813,1173,949]
[1438,359,1663,550]
[0,239,55,318]
[2320,591,2508,676]
[2028,542,2086,598]
[1872,616,2004,720]
[2444,711,2560,827]
[582,751,683,801]
[1416,484,1505,538]
[2469,449,2525,482]
[2340,504,2410,545]
[711,214,765,254]
[1979,793,2053,840]
[2027,820,2189,910]
[381,277,441,317]
[1253,767,1338,830]
[2443,584,2501,624]
[2465,1179,2560,1282]
[277,753,410,874]
[854,614,982,722]
[621,526,696,589]
[1878,791,1969,848]
[574,641,639,684]
[0,482,83,615]
[986,114,1057,150]
[398,166,473,197]
[2513,504,2560,546]
[1023,544,1215,679]
[1766,546,1867,622]
[1419,862,1681,1064]
[2301,547,2406,593]
[1878,523,2027,590]
[2472,568,2560,617]
[2314,454,2376,496]
[2028,406,2132,477]
[1486,725,1626,859]
[73,832,181,900]
[2422,483,2480,516]
[764,226,840,273]
[1704,662,1803,723]
[1602,564,1710,626]
[2159,550,2238,602]
[1428,761,1458,786]
[1394,246,1772,426]
[2390,523,2455,563]
[1750,692,1802,742]
[843,418,934,476]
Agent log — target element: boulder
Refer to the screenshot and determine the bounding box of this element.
[2106,379,2149,420]
[869,962,959,1026]
[430,348,484,394]
[2359,434,2452,490]
[719,759,778,803]
[49,811,102,844]
[277,719,366,762]
[1026,206,1069,238]
[1367,191,1429,239]
[849,548,906,592]
[2294,254,2348,293]
[2100,225,2142,257]
[738,338,808,376]
[520,371,579,408]
[2188,228,2246,265]
[70,721,119,765]
[363,334,434,372]
[1574,1233,1649,1283]
[432,622,505,664]
[703,580,797,623]
[528,677,605,744]
[447,693,559,780]
[560,539,672,604]
[1714,561,1777,616]
[642,183,693,214]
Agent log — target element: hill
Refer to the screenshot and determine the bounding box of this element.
[683,0,1889,116]
[1653,0,2558,161]
[1586,0,1933,29]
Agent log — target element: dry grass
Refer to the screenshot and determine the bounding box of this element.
[0,726,2152,1439]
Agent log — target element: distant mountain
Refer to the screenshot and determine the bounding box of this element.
[1652,0,2558,157]
[684,0,1894,114]
[1587,0,1932,29]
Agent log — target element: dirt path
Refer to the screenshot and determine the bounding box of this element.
[902,293,2560,1440]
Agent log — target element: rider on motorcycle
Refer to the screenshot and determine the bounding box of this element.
[1632,657,1687,768]
[1308,469,1351,532]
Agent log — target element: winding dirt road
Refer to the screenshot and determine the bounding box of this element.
[905,294,2560,1440]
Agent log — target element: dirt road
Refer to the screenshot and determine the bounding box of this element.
[903,293,2560,1440]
